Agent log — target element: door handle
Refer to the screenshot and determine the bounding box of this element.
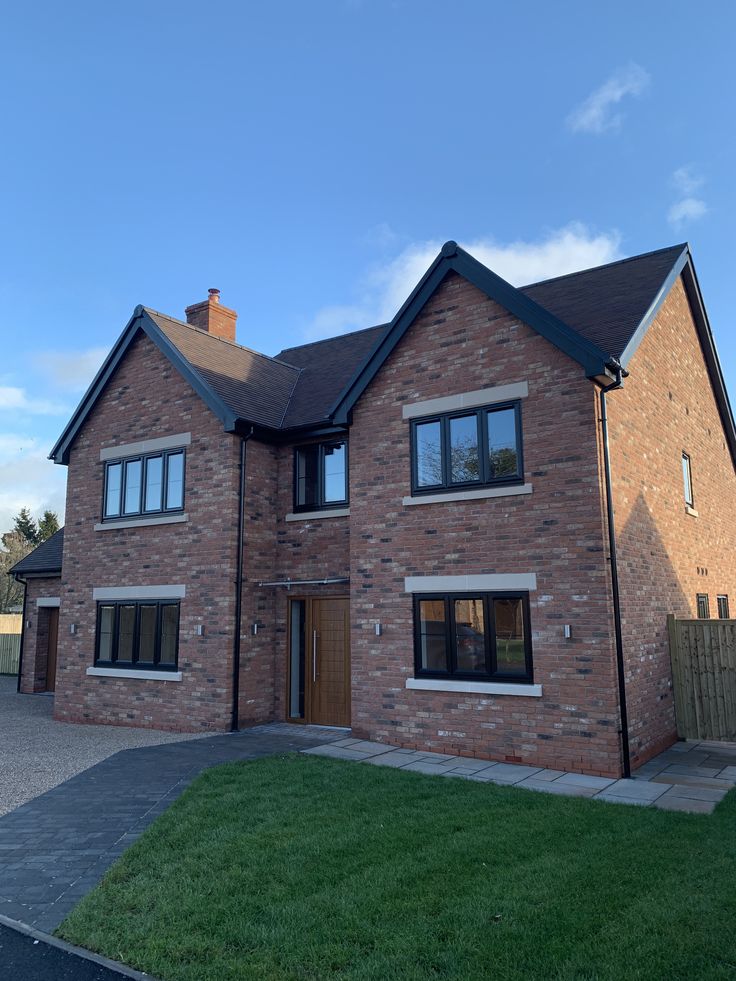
[313,629,318,683]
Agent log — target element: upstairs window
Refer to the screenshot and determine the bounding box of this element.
[414,592,533,683]
[682,452,694,508]
[411,402,523,494]
[95,600,180,670]
[294,440,348,510]
[717,595,730,619]
[104,449,186,520]
[696,593,710,620]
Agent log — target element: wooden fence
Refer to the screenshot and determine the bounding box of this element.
[0,613,22,634]
[667,615,736,741]
[0,633,20,675]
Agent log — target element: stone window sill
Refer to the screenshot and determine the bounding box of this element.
[94,513,188,531]
[685,505,699,517]
[403,484,532,506]
[285,508,350,522]
[406,678,542,697]
[86,667,183,681]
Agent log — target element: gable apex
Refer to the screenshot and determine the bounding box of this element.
[329,243,615,426]
[49,309,240,465]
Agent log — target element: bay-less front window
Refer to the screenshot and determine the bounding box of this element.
[104,449,185,519]
[412,402,522,493]
[294,440,347,510]
[95,601,180,669]
[414,592,533,682]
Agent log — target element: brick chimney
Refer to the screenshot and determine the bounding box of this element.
[185,289,237,343]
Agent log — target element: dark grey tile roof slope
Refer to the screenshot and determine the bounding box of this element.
[520,244,686,359]
[10,528,64,577]
[145,309,301,430]
[142,245,685,431]
[275,324,388,429]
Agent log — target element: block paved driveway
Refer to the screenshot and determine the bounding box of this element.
[0,685,342,933]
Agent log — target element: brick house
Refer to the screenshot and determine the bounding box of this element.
[12,241,736,777]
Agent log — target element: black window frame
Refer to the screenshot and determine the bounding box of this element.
[94,600,180,670]
[293,439,349,511]
[102,448,186,521]
[682,452,694,508]
[717,595,730,619]
[410,400,524,495]
[413,591,534,683]
[696,593,710,620]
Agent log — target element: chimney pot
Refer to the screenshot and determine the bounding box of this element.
[185,290,237,343]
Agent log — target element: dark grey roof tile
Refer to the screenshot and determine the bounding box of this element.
[10,528,64,577]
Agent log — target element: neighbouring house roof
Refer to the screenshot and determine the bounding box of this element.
[49,241,736,466]
[9,528,64,578]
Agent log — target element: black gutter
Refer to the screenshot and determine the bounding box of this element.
[598,361,631,778]
[231,428,254,732]
[14,575,27,693]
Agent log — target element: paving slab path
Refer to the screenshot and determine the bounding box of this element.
[304,737,736,814]
[0,722,342,932]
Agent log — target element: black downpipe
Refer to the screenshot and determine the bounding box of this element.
[15,576,27,693]
[599,365,631,778]
[231,429,254,732]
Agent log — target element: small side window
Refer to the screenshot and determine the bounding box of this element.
[717,595,730,619]
[696,594,710,620]
[682,453,694,508]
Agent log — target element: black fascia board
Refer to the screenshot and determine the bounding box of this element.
[617,246,736,471]
[618,245,689,370]
[329,242,612,426]
[50,307,240,464]
[681,257,736,470]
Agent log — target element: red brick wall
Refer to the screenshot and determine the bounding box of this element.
[238,440,351,725]
[54,331,241,731]
[607,276,736,764]
[348,271,623,776]
[18,578,60,692]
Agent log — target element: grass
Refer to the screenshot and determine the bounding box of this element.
[58,754,736,981]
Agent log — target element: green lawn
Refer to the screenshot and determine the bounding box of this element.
[58,754,736,981]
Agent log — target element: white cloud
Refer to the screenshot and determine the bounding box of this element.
[304,223,622,340]
[668,197,708,228]
[35,347,108,392]
[0,386,69,415]
[672,166,704,196]
[567,63,650,134]
[0,439,66,533]
[668,166,707,229]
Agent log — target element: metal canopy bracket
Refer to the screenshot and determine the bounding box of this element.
[256,577,350,590]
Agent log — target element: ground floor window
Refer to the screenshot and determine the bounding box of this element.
[413,592,533,682]
[696,594,710,620]
[717,595,730,619]
[95,601,180,670]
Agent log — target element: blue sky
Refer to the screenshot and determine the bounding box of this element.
[1,0,734,529]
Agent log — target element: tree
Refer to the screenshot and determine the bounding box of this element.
[13,507,39,546]
[0,530,32,612]
[10,508,60,547]
[37,510,60,543]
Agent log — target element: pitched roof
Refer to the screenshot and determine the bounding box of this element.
[146,310,301,430]
[52,241,733,460]
[275,324,387,429]
[9,528,64,577]
[520,244,687,360]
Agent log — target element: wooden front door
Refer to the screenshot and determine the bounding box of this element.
[309,598,350,727]
[288,597,350,727]
[45,607,59,692]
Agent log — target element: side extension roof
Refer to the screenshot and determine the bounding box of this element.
[10,527,64,578]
